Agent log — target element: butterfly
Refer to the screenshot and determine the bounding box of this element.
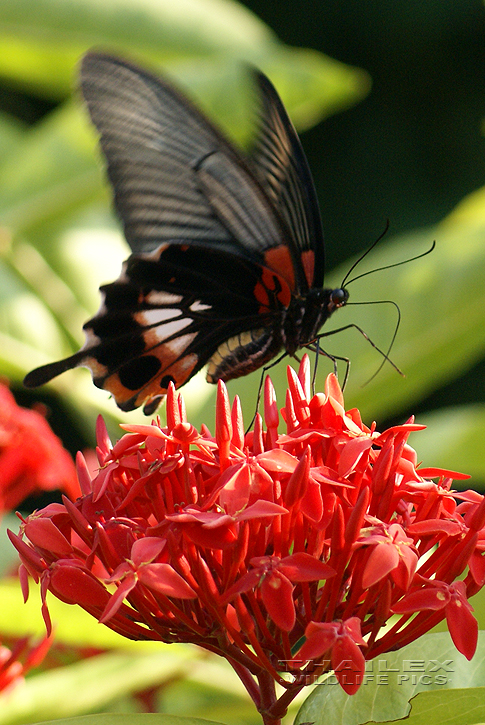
[24,52,349,415]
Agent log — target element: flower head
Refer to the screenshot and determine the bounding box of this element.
[9,357,484,714]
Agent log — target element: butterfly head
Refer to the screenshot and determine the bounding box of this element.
[328,287,349,313]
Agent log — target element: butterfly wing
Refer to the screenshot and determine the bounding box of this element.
[25,53,326,412]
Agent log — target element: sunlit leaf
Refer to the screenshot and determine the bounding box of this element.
[369,687,485,725]
[0,0,369,125]
[296,632,485,725]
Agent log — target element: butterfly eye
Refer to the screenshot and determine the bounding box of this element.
[330,288,349,308]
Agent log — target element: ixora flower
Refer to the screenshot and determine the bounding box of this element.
[9,356,485,724]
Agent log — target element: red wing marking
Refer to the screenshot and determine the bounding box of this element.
[253,267,292,311]
[300,249,315,288]
[253,280,270,308]
[262,245,296,291]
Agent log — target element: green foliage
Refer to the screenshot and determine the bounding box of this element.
[296,632,485,725]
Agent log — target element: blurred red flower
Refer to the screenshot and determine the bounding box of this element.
[0,383,79,513]
[0,634,52,694]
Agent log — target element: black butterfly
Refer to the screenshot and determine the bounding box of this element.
[24,52,349,414]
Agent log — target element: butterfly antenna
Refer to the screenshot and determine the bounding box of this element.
[344,240,436,288]
[340,219,390,288]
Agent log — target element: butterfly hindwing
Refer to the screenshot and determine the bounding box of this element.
[25,242,292,412]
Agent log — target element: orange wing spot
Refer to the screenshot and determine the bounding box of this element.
[101,336,199,410]
[159,354,199,389]
[102,352,199,410]
[301,250,315,288]
[101,374,137,407]
[132,354,198,407]
[263,246,296,291]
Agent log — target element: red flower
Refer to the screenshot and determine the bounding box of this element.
[291,617,367,695]
[223,552,335,632]
[356,522,418,589]
[0,384,79,513]
[392,578,477,660]
[9,357,484,723]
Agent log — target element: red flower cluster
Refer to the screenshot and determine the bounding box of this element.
[9,358,485,723]
[0,383,79,514]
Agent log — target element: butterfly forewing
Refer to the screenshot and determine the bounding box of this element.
[249,72,325,290]
[81,54,290,264]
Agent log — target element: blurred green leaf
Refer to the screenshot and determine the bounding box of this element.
[411,404,485,486]
[0,102,101,240]
[0,0,369,122]
[0,578,147,648]
[18,717,224,725]
[0,112,26,160]
[0,651,216,725]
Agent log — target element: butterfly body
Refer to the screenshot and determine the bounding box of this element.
[24,52,348,414]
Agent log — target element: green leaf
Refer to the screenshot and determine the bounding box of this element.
[410,404,485,485]
[296,632,485,725]
[325,216,485,421]
[371,687,485,725]
[0,653,223,725]
[23,717,225,725]
[0,577,140,648]
[0,112,26,161]
[0,102,102,240]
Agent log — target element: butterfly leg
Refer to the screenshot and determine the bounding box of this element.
[311,322,404,387]
[306,341,350,393]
